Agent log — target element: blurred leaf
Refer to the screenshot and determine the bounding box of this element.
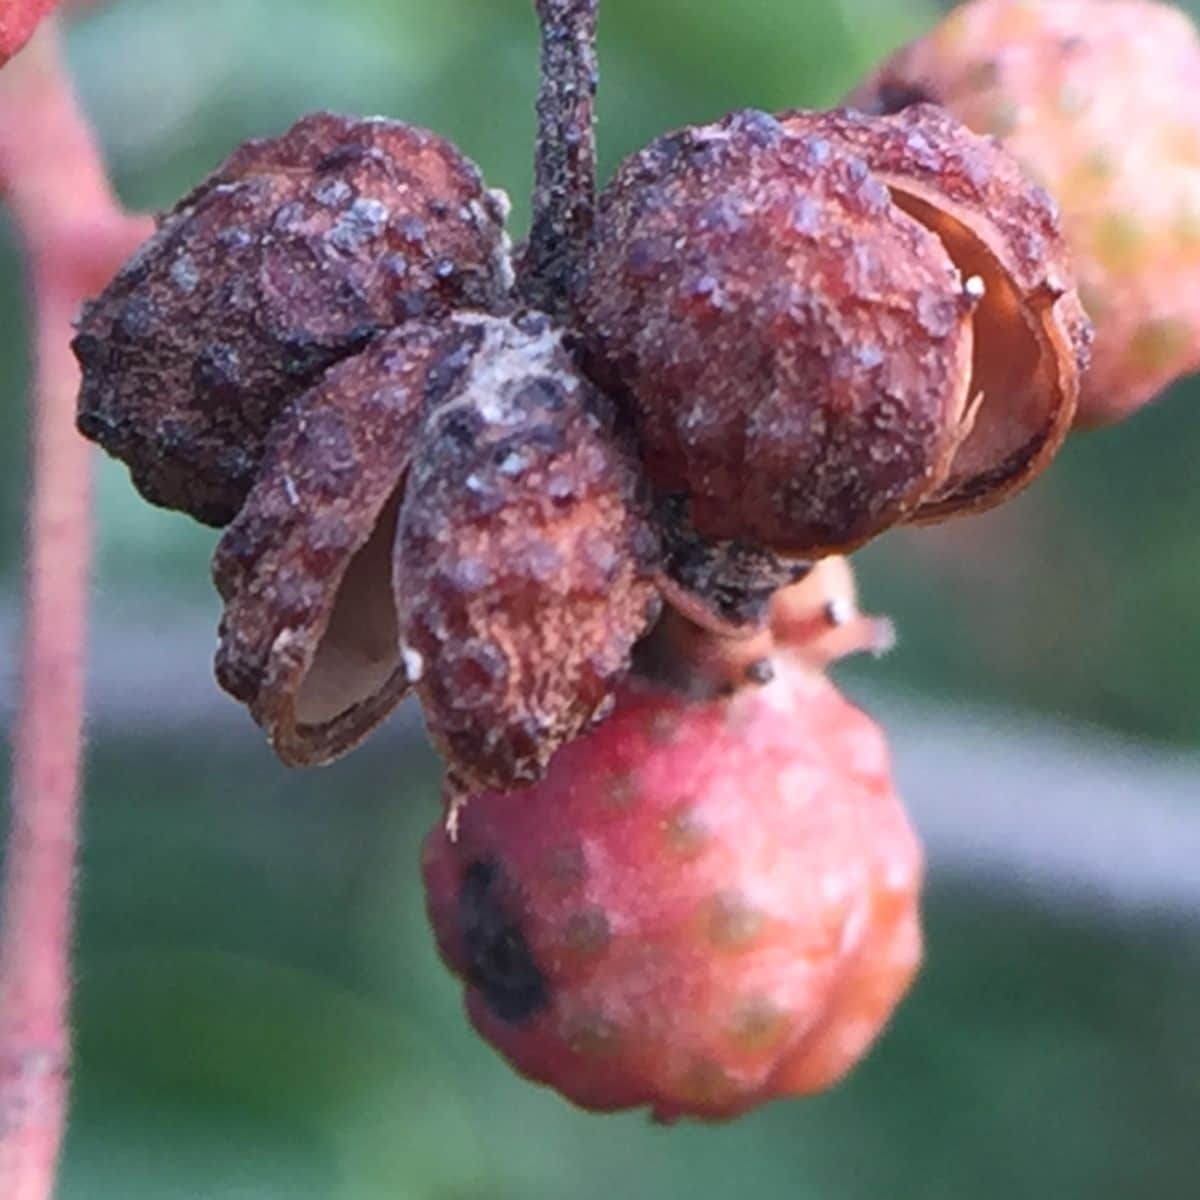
[66,951,487,1200]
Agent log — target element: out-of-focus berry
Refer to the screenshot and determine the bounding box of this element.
[424,658,922,1120]
[853,0,1200,425]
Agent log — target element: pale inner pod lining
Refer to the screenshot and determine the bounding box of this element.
[294,491,404,727]
[888,188,1056,506]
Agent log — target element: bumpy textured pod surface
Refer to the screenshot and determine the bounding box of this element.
[395,313,661,792]
[75,110,512,525]
[578,108,975,556]
[211,320,468,766]
[783,105,1089,519]
[424,660,923,1120]
[852,0,1200,425]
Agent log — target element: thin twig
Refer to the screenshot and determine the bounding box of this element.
[0,24,149,1200]
[518,0,599,317]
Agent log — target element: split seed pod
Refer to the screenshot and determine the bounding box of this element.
[782,105,1090,520]
[578,108,977,558]
[75,111,512,525]
[211,320,468,766]
[852,0,1200,425]
[395,313,661,792]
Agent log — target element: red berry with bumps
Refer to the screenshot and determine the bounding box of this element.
[423,656,922,1120]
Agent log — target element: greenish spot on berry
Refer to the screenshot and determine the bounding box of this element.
[705,891,765,951]
[1078,148,1116,183]
[729,995,790,1052]
[662,803,709,857]
[1093,211,1146,275]
[542,841,587,891]
[602,769,640,810]
[563,1010,623,1057]
[678,1058,738,1109]
[563,906,612,957]
[1128,317,1194,374]
[985,99,1019,137]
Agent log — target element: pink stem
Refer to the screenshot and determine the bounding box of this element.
[0,25,149,1199]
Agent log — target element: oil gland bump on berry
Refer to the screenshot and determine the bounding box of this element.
[577,108,978,558]
[782,105,1090,520]
[852,0,1200,425]
[394,313,661,792]
[74,110,512,525]
[424,659,922,1120]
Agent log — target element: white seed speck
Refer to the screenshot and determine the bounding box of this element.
[400,643,425,683]
[825,597,856,627]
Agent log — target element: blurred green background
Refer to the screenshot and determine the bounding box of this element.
[2,1,1198,1197]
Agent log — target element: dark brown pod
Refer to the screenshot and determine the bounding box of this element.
[781,105,1090,520]
[75,111,512,526]
[577,109,975,557]
[211,319,478,767]
[394,312,661,792]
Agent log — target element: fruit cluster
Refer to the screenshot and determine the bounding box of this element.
[71,0,1200,1119]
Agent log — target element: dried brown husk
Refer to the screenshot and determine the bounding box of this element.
[782,105,1091,519]
[75,111,512,525]
[394,313,661,792]
[211,319,484,766]
[578,109,975,558]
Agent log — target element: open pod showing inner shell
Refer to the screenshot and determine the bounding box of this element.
[578,109,981,560]
[210,320,465,765]
[782,105,1091,520]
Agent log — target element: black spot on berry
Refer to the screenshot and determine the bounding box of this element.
[459,858,550,1025]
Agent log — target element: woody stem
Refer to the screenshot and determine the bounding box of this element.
[519,0,599,318]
